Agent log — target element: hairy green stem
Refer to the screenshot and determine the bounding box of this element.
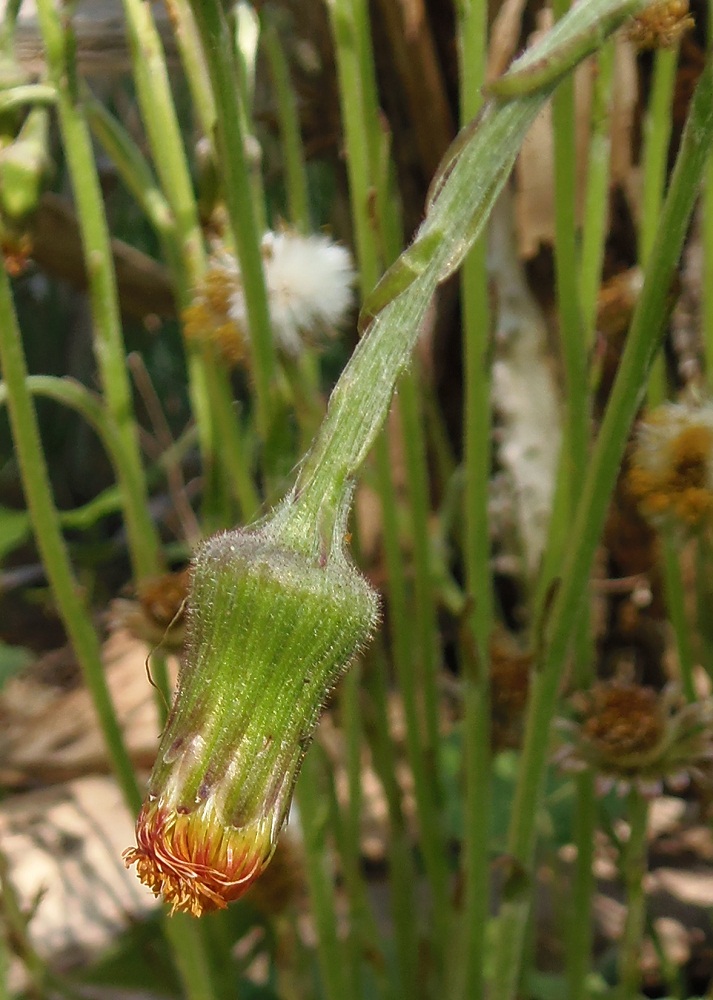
[491,51,713,1000]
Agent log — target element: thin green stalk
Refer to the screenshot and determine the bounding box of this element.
[580,41,616,338]
[115,0,231,518]
[0,0,22,52]
[35,0,162,581]
[209,371,261,521]
[454,1,492,997]
[552,0,588,509]
[566,772,597,1000]
[362,646,420,999]
[119,0,205,287]
[162,917,218,1000]
[86,94,253,527]
[84,98,180,262]
[190,0,278,445]
[326,0,451,976]
[0,274,218,1000]
[617,792,649,999]
[295,752,348,1000]
[491,51,713,1000]
[641,46,679,403]
[704,0,713,378]
[399,374,441,777]
[704,147,713,378]
[640,47,679,267]
[556,11,604,996]
[261,16,311,233]
[375,434,450,965]
[661,531,697,701]
[0,84,56,114]
[0,268,142,814]
[340,666,367,1000]
[323,696,392,1000]
[163,0,217,140]
[637,43,697,703]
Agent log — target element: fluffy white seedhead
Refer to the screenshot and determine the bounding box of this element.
[227,231,356,356]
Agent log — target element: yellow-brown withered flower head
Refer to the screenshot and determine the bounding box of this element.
[123,792,275,917]
[124,494,378,916]
[628,400,713,532]
[555,680,713,797]
[627,0,694,49]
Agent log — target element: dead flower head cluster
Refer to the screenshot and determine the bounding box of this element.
[628,400,713,532]
[627,0,694,49]
[555,679,713,797]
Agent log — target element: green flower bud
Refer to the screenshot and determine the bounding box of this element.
[124,495,378,916]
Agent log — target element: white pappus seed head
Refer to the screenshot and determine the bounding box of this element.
[227,230,356,356]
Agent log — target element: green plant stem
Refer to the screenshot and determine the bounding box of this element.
[704,146,713,378]
[617,792,649,999]
[115,0,231,519]
[340,666,367,1000]
[85,98,180,268]
[567,772,597,1000]
[661,531,697,701]
[362,646,419,998]
[399,373,441,773]
[551,7,599,998]
[375,434,450,965]
[261,16,311,233]
[298,0,652,522]
[641,46,679,403]
[552,0,588,510]
[0,0,22,52]
[162,917,217,1000]
[163,0,217,140]
[295,752,348,1000]
[491,51,713,1000]
[119,0,205,287]
[190,0,278,445]
[35,0,162,582]
[0,268,142,815]
[326,0,451,978]
[0,84,56,113]
[579,41,616,338]
[705,0,713,380]
[454,1,492,997]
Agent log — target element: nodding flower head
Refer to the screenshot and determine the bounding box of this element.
[124,502,378,916]
[183,230,355,365]
[555,680,713,797]
[628,400,713,532]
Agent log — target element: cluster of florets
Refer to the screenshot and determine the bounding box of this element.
[123,793,276,917]
[555,680,713,797]
[183,229,355,365]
